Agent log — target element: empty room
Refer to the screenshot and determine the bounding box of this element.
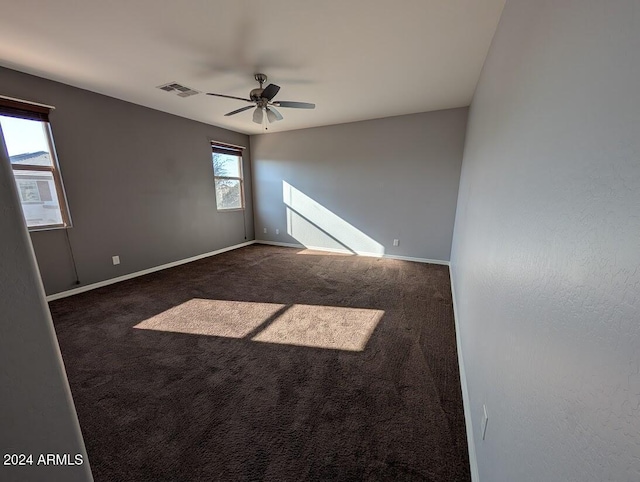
[1,1,639,481]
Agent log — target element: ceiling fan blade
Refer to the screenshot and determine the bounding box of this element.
[266,107,283,123]
[273,101,315,109]
[224,105,255,117]
[207,93,253,103]
[261,83,281,100]
[253,107,264,124]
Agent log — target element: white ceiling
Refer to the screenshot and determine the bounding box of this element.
[0,0,505,135]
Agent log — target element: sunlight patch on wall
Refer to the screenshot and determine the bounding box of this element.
[283,181,384,256]
[287,208,350,252]
[134,299,383,352]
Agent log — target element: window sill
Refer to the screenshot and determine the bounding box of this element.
[28,223,71,232]
[217,208,245,213]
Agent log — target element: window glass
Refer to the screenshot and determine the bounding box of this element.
[12,170,64,227]
[211,143,244,211]
[0,115,52,163]
[0,112,70,229]
[213,153,241,178]
[214,179,242,210]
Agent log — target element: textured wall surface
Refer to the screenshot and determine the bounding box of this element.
[251,109,467,261]
[450,0,640,481]
[0,67,253,295]
[0,127,92,481]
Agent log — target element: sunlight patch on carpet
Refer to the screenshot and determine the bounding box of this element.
[252,304,383,351]
[134,299,383,351]
[134,299,286,338]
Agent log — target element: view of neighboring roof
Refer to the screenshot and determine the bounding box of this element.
[9,150,50,166]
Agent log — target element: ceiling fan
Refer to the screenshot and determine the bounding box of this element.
[207,73,315,124]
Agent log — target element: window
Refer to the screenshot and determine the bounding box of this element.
[212,142,245,211]
[0,97,71,230]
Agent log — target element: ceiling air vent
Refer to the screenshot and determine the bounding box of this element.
[156,82,200,98]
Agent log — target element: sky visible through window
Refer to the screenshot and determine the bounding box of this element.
[0,115,50,157]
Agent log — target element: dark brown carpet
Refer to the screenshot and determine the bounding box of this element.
[49,245,470,481]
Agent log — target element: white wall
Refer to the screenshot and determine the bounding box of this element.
[451,0,640,480]
[0,128,92,480]
[251,108,468,261]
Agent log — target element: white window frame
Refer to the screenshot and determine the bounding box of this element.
[0,96,72,231]
[211,142,245,212]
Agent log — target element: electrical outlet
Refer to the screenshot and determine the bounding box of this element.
[393,239,399,247]
[112,255,120,266]
[275,229,279,235]
[263,228,267,234]
[481,404,488,440]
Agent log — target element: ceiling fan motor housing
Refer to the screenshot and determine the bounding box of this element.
[250,88,265,101]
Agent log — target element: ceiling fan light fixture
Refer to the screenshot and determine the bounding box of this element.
[265,107,279,123]
[252,106,264,124]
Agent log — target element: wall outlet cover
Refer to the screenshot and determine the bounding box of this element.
[112,255,120,265]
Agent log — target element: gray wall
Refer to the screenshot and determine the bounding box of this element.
[0,128,92,481]
[450,0,640,481]
[0,67,253,296]
[251,108,467,261]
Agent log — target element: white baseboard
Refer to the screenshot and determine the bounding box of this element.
[383,253,449,266]
[449,266,479,482]
[254,240,309,249]
[254,240,449,266]
[46,240,256,302]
